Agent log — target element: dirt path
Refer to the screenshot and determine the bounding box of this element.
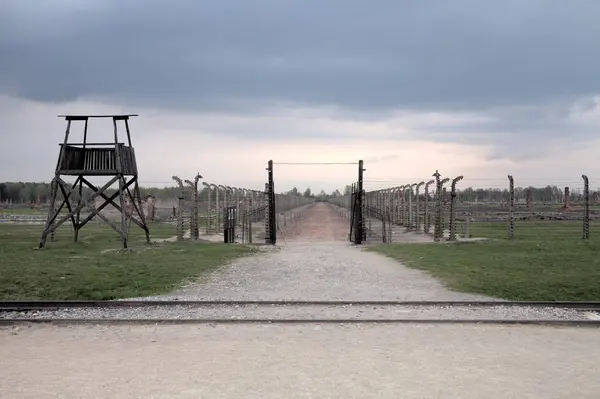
[283,202,349,243]
[2,323,599,399]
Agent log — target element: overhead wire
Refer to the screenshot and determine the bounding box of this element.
[272,162,358,165]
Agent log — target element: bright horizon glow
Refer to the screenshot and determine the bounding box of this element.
[2,95,600,193]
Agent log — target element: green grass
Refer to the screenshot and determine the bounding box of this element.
[468,220,594,240]
[0,208,47,215]
[0,223,255,300]
[369,220,600,301]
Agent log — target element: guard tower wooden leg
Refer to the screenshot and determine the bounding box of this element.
[39,177,59,249]
[132,178,151,244]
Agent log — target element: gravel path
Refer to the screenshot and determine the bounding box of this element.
[151,243,494,301]
[2,323,600,398]
[138,203,493,302]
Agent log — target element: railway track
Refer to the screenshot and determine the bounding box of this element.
[1,300,600,326]
[1,299,600,310]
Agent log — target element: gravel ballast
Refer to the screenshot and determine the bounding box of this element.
[0,303,591,321]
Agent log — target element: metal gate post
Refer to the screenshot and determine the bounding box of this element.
[266,160,277,245]
[354,160,365,244]
[264,183,270,244]
[224,206,236,243]
[349,182,356,242]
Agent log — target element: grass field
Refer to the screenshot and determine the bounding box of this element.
[0,209,47,215]
[0,223,255,300]
[371,220,600,301]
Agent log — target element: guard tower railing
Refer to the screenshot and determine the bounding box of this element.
[57,143,138,176]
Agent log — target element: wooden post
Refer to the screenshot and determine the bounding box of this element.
[114,118,128,248]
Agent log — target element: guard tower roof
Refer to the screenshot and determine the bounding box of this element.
[57,114,139,121]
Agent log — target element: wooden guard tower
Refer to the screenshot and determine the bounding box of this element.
[39,114,150,249]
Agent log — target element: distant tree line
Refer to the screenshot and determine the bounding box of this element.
[283,186,346,202]
[1,182,597,206]
[0,182,350,205]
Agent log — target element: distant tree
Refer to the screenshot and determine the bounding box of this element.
[285,187,301,196]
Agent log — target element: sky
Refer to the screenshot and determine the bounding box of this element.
[1,0,600,193]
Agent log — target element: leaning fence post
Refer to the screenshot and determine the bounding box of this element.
[398,185,406,226]
[396,186,403,225]
[406,184,415,231]
[203,183,212,234]
[449,175,463,241]
[432,171,442,242]
[248,192,253,243]
[415,182,425,232]
[387,206,393,243]
[185,173,202,240]
[423,180,434,235]
[172,176,185,241]
[582,174,590,240]
[508,175,515,239]
[438,177,449,241]
[185,179,195,237]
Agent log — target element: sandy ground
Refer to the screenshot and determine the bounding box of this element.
[283,202,349,243]
[2,323,600,399]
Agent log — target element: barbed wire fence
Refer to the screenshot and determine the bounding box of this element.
[0,175,313,244]
[4,174,599,244]
[330,172,599,244]
[164,175,312,244]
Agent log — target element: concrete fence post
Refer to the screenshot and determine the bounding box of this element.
[439,178,450,240]
[449,175,463,241]
[172,176,185,241]
[582,174,590,240]
[508,175,515,239]
[432,170,442,242]
[423,180,434,235]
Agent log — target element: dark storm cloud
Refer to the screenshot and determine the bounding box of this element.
[1,0,600,113]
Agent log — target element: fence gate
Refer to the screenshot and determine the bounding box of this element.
[223,206,237,243]
[265,158,364,245]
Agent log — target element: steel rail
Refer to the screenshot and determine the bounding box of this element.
[1,300,600,310]
[1,318,600,326]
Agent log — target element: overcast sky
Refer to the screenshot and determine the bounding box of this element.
[2,0,600,192]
